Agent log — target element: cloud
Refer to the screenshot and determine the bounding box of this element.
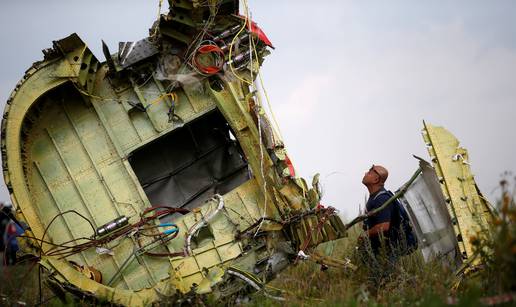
[274,75,334,123]
[0,1,515,219]
[262,13,516,218]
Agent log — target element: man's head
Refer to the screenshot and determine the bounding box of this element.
[362,164,388,189]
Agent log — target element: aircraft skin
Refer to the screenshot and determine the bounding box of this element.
[1,1,493,305]
[421,123,494,264]
[1,1,345,304]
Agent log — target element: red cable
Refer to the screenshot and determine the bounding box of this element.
[193,44,224,75]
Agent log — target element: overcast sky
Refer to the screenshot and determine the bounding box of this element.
[1,1,515,219]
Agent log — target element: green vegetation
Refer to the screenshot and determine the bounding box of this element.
[1,179,515,306]
[247,180,516,306]
[250,227,460,306]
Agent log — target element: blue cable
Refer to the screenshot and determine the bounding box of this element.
[159,223,178,235]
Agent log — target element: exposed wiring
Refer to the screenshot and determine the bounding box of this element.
[147,92,178,106]
[246,0,254,83]
[22,206,190,261]
[254,46,284,142]
[151,0,164,37]
[39,210,96,252]
[236,216,283,239]
[296,207,336,262]
[228,17,252,85]
[238,0,269,237]
[236,207,337,240]
[180,2,222,76]
[157,0,163,20]
[243,12,285,145]
[192,44,224,75]
[253,102,269,237]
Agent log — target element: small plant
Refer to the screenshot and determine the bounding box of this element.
[469,175,516,296]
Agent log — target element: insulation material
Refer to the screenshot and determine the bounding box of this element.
[129,110,250,211]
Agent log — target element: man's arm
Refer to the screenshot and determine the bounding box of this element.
[360,193,393,241]
[366,221,390,237]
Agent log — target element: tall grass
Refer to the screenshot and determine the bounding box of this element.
[249,227,457,306]
[1,179,515,306]
[249,178,516,306]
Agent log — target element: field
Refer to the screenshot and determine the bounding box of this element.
[246,184,516,307]
[1,183,515,306]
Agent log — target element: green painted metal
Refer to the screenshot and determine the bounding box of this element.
[1,2,346,305]
[422,122,494,262]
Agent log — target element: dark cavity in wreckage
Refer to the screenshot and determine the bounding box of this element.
[1,0,494,305]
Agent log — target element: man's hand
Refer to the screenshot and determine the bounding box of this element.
[366,222,390,238]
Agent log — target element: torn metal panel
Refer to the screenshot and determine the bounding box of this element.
[117,38,159,69]
[422,122,494,261]
[1,1,345,305]
[399,158,460,264]
[395,122,495,272]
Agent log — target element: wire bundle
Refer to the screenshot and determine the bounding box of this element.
[20,207,189,260]
[192,43,225,75]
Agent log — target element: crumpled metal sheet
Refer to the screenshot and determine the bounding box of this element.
[1,1,346,305]
[118,38,159,69]
[422,122,495,261]
[399,158,460,264]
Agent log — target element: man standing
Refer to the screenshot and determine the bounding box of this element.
[357,164,418,285]
[0,203,9,264]
[360,164,395,257]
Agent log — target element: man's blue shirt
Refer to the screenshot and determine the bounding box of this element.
[363,188,396,252]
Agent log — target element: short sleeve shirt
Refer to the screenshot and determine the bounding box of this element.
[363,188,395,251]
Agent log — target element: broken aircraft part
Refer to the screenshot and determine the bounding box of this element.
[399,158,459,264]
[421,122,494,262]
[1,0,495,305]
[399,123,494,268]
[1,1,345,305]
[342,123,495,276]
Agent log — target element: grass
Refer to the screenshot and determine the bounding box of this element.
[0,260,45,305]
[2,180,516,306]
[248,227,460,307]
[245,180,516,306]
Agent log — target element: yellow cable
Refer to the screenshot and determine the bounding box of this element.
[244,3,296,174]
[249,36,285,142]
[241,3,285,152]
[72,76,179,112]
[153,0,164,37]
[235,0,284,141]
[148,92,178,107]
[228,24,252,85]
[72,82,115,102]
[228,2,252,85]
[157,0,163,18]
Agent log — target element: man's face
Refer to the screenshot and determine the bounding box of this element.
[362,165,381,185]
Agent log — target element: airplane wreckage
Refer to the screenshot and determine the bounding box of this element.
[1,0,494,305]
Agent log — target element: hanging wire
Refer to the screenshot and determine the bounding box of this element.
[15,206,190,262]
[190,40,225,76]
[182,2,222,70]
[228,16,252,85]
[242,11,285,148]
[236,0,269,235]
[152,0,164,37]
